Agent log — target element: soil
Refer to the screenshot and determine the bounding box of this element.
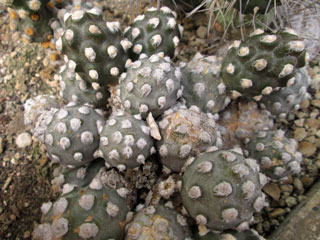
[0,1,319,239]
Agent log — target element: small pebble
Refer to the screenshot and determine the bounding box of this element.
[196,26,207,39]
[298,141,317,157]
[263,182,281,201]
[16,132,32,148]
[269,208,286,218]
[286,197,298,207]
[0,136,3,153]
[280,185,293,194]
[293,178,304,195]
[294,128,307,142]
[311,99,320,108]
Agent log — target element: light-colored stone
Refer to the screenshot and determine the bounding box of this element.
[16,132,32,148]
[294,128,307,142]
[299,141,317,157]
[196,26,207,39]
[311,99,320,108]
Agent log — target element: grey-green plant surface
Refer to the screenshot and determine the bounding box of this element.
[181,53,230,114]
[119,53,183,119]
[56,8,132,86]
[2,0,55,42]
[181,148,268,231]
[259,67,311,119]
[39,103,105,167]
[246,130,302,180]
[218,101,274,149]
[124,6,182,60]
[194,229,265,240]
[125,205,192,240]
[221,28,308,99]
[99,111,155,171]
[156,105,221,172]
[58,158,106,189]
[33,184,129,240]
[59,63,110,107]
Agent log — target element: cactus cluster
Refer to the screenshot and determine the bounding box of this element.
[11,2,313,239]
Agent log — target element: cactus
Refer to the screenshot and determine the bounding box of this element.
[181,53,230,114]
[33,184,129,240]
[259,67,311,119]
[218,101,274,149]
[57,158,106,190]
[156,105,221,172]
[125,205,191,240]
[221,28,308,99]
[36,103,105,167]
[124,6,182,60]
[181,148,268,231]
[246,130,302,180]
[194,229,265,240]
[99,111,155,171]
[58,63,110,108]
[3,0,56,42]
[119,53,183,119]
[56,8,132,86]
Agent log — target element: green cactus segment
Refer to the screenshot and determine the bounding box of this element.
[33,185,129,240]
[124,6,182,60]
[62,158,106,188]
[5,0,55,42]
[221,28,308,99]
[99,112,155,171]
[227,0,281,14]
[119,53,183,119]
[259,67,311,119]
[194,229,265,240]
[246,130,302,180]
[59,64,110,108]
[41,103,105,167]
[181,149,267,231]
[156,106,221,172]
[181,53,230,113]
[218,101,274,149]
[125,205,191,240]
[56,9,132,86]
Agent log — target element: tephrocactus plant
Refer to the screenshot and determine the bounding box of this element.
[6,1,315,238]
